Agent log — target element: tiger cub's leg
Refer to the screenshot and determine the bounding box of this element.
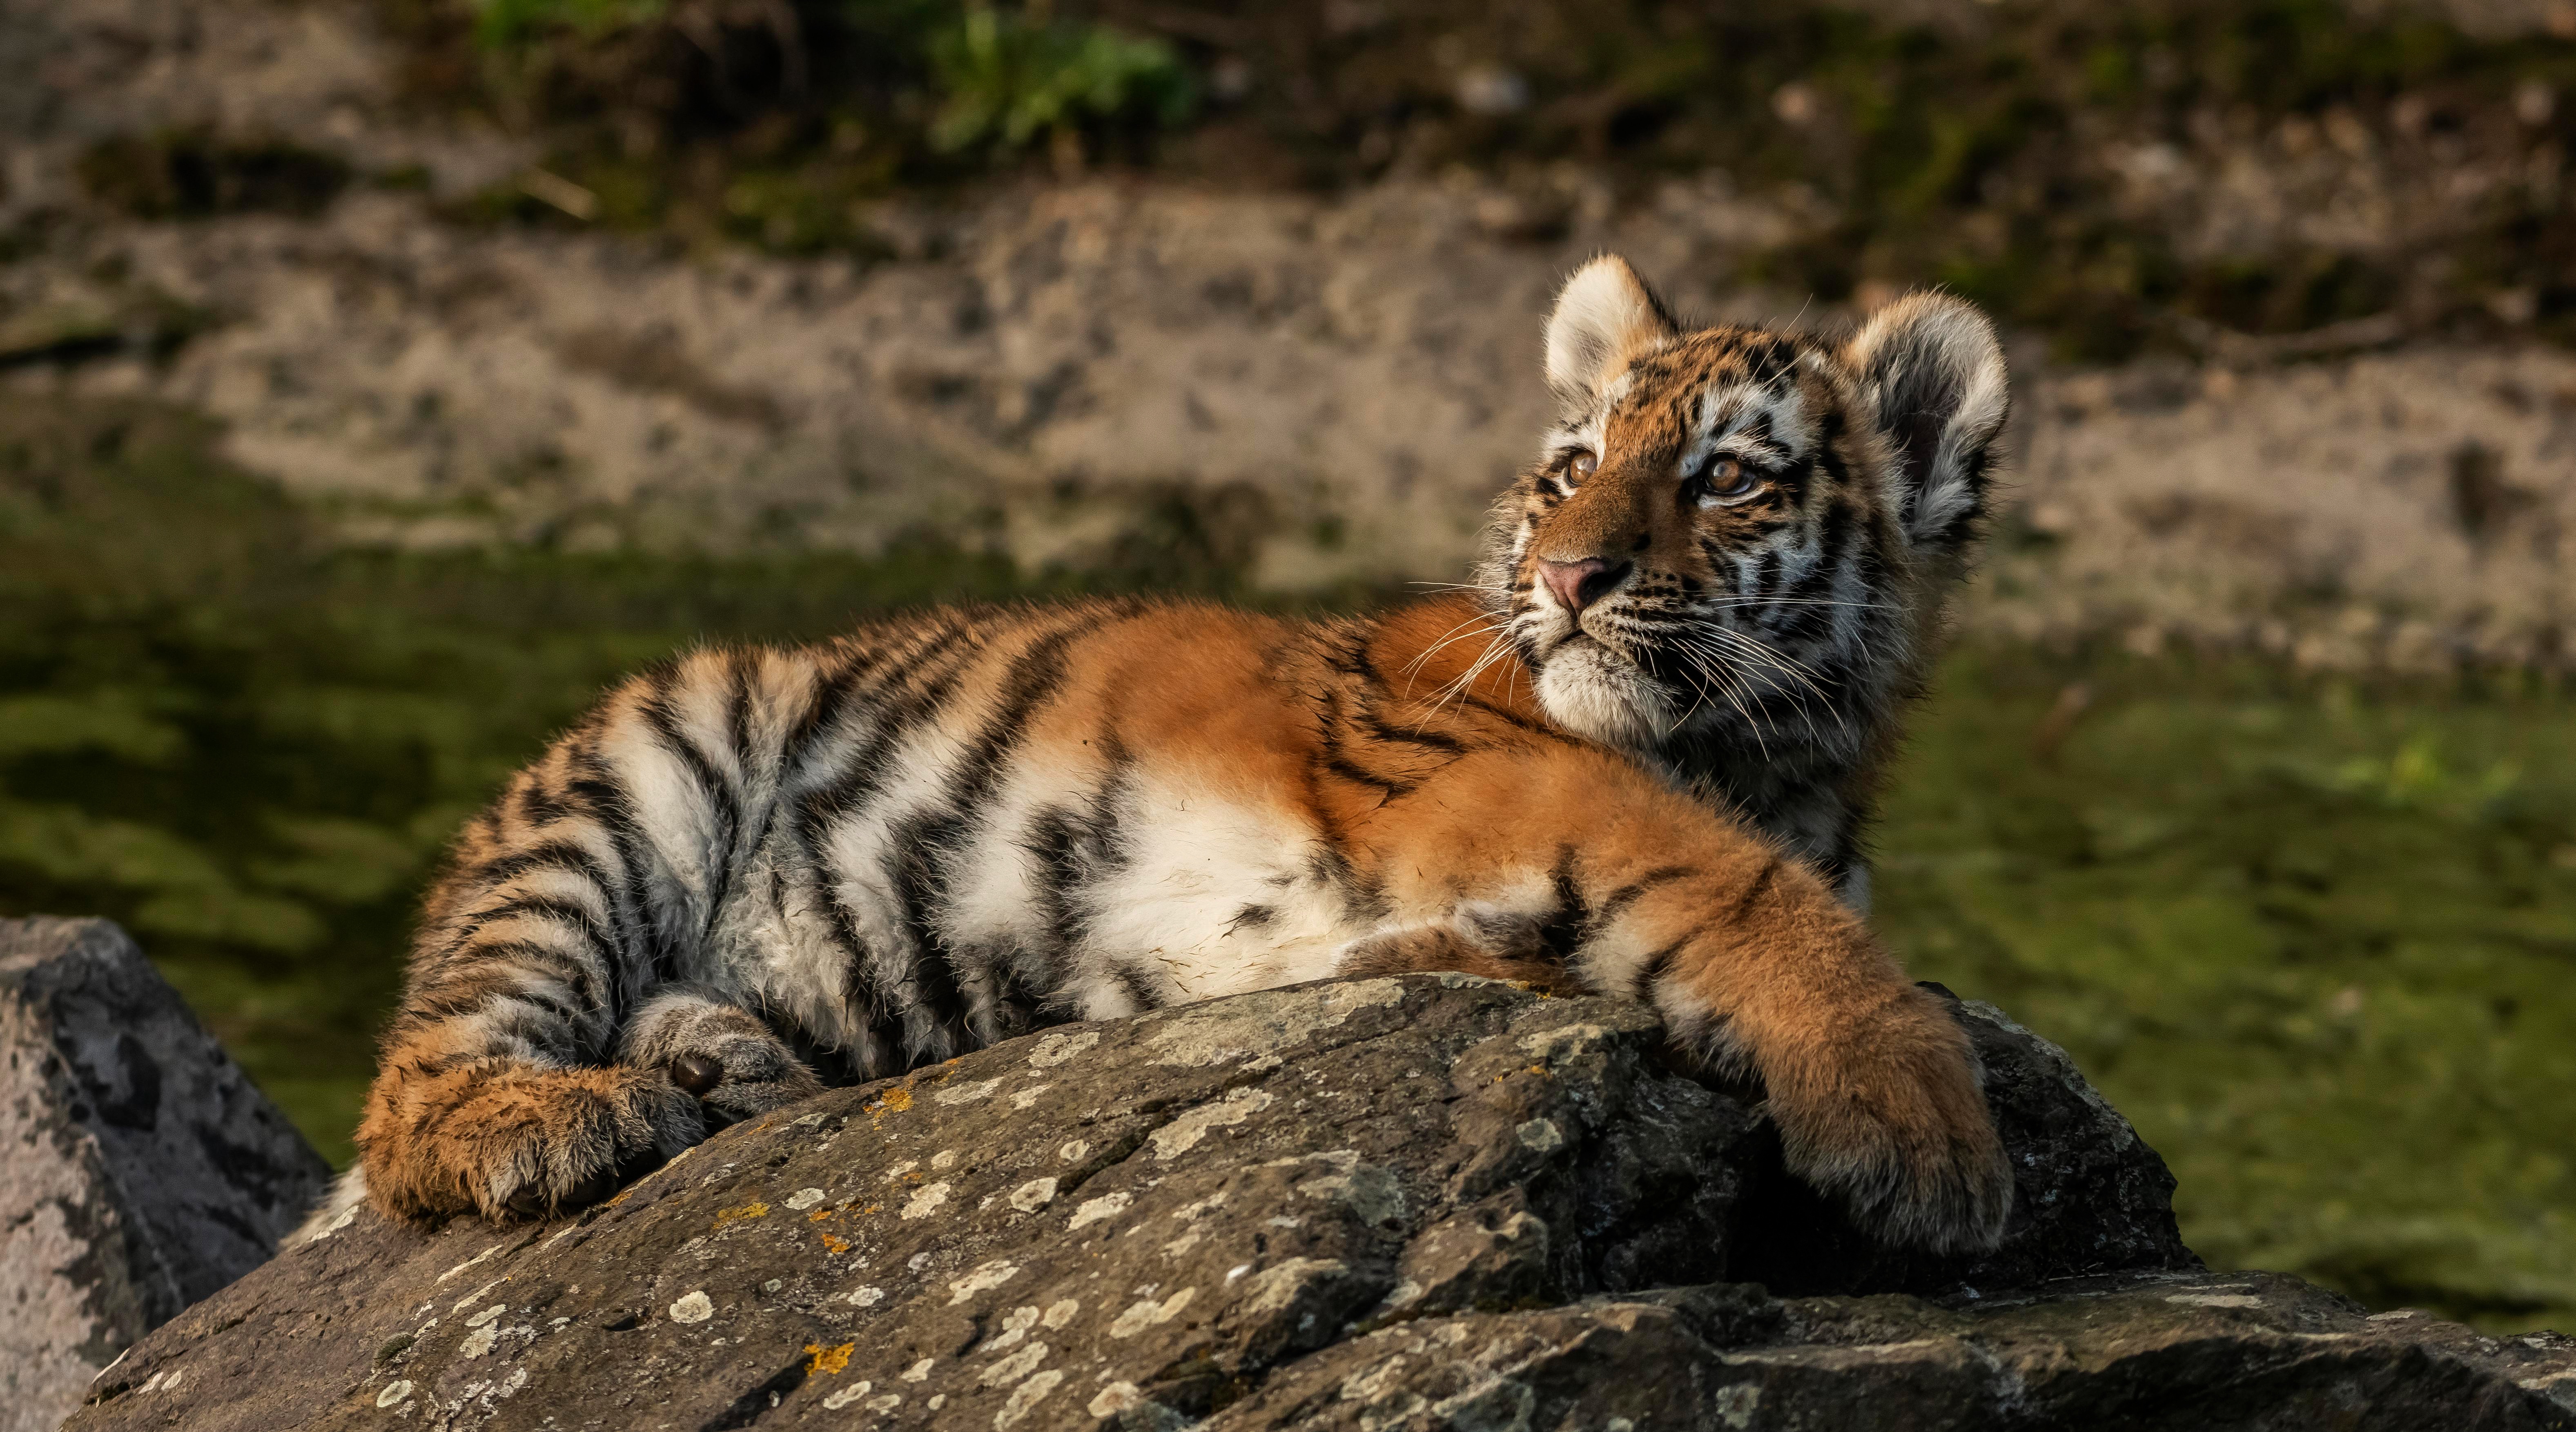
[621,988,826,1128]
[359,989,820,1224]
[1358,746,2012,1253]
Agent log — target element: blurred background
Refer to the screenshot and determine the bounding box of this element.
[2,0,2571,1329]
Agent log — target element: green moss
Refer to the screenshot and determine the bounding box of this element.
[1878,646,2576,1332]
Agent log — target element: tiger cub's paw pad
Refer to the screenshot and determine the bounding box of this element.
[660,1034,825,1126]
[669,1053,723,1097]
[626,994,827,1127]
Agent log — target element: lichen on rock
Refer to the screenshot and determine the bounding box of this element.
[62,974,2576,1431]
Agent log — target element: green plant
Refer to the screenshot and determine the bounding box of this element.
[927,6,1194,153]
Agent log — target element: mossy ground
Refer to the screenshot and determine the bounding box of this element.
[1880,649,2576,1330]
[2,396,2569,1330]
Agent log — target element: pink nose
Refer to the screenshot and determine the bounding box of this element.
[1539,557,1631,615]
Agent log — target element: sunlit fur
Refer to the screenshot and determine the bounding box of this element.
[1475,258,2011,904]
[323,260,2015,1256]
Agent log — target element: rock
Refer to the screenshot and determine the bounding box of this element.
[58,973,2574,1430]
[1217,1272,2576,1431]
[1,917,332,1432]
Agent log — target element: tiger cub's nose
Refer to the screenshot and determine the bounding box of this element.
[1539,557,1633,615]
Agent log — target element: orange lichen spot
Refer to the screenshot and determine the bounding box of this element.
[804,1341,855,1376]
[818,1233,850,1254]
[807,1207,838,1223]
[880,1089,913,1113]
[713,1201,771,1229]
[606,1188,634,1207]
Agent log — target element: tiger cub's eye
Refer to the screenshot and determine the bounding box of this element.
[1569,450,1598,478]
[1693,456,1762,505]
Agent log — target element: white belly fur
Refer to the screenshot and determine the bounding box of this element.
[1067,771,1360,1014]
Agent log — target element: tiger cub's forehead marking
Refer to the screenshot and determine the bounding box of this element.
[1583,332,1829,468]
[1689,376,1811,467]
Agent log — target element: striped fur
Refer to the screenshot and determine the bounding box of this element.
[337,259,2014,1254]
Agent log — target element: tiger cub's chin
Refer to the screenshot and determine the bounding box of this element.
[1531,637,1676,751]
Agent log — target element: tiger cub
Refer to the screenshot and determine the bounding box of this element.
[338,256,2015,1252]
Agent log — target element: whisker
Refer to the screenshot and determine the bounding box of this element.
[1397,613,1505,690]
[1696,596,1904,613]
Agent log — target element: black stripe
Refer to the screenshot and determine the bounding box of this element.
[725,650,756,767]
[467,837,623,909]
[1533,844,1587,964]
[784,620,963,776]
[883,820,975,1049]
[1591,865,1694,933]
[1113,961,1168,1012]
[1774,518,1852,648]
[562,742,669,993]
[1323,752,1413,802]
[515,777,568,828]
[1019,806,1088,974]
[939,615,1116,815]
[1319,626,1385,690]
[1725,860,1781,923]
[637,676,744,872]
[817,876,901,1043]
[1631,937,1686,1002]
[1353,708,1467,754]
[1305,841,1390,926]
[1009,730,1136,1020]
[450,936,601,990]
[796,621,992,828]
[460,895,618,967]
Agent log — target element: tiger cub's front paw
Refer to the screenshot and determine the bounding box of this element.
[1763,986,2012,1254]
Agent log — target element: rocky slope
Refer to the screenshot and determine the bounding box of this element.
[63,975,2576,1431]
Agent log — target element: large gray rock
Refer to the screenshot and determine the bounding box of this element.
[60,974,2576,1430]
[1,917,331,1432]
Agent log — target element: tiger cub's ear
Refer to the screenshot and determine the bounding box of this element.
[1843,293,2010,554]
[1543,255,1680,411]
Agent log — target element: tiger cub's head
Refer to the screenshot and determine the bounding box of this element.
[1477,255,2009,762]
